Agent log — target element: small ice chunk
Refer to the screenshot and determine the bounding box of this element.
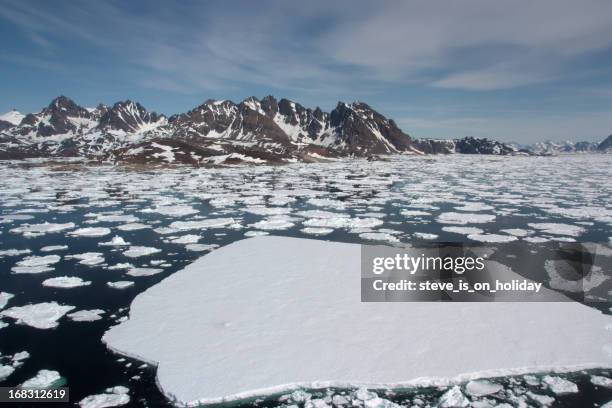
[591,375,612,388]
[301,227,334,236]
[438,385,469,407]
[98,236,130,247]
[542,375,578,395]
[107,281,135,290]
[465,379,502,397]
[400,210,430,217]
[42,276,91,288]
[79,392,130,408]
[526,391,555,406]
[442,226,484,235]
[0,292,14,309]
[68,309,105,322]
[169,234,201,244]
[12,255,60,273]
[69,227,112,237]
[1,302,75,329]
[359,232,399,243]
[0,365,15,381]
[437,212,495,225]
[244,230,270,237]
[527,223,585,237]
[10,222,75,235]
[185,244,219,252]
[40,245,68,253]
[126,268,164,277]
[0,248,32,257]
[117,223,150,231]
[11,351,30,366]
[467,234,518,243]
[67,252,104,266]
[123,246,161,258]
[21,369,64,388]
[500,229,531,237]
[413,232,438,240]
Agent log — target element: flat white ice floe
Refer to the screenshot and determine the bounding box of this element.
[11,255,61,274]
[42,276,91,288]
[123,246,161,258]
[527,222,585,237]
[40,245,69,252]
[107,281,135,290]
[437,212,496,225]
[21,369,64,388]
[68,309,105,322]
[69,227,112,237]
[98,236,130,246]
[10,222,75,235]
[78,386,130,408]
[0,292,14,309]
[103,236,612,406]
[1,302,75,329]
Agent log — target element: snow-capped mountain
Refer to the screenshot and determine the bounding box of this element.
[598,135,612,151]
[522,140,600,155]
[0,95,527,164]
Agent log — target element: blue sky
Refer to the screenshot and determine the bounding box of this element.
[2,0,612,143]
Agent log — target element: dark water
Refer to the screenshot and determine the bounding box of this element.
[0,157,611,407]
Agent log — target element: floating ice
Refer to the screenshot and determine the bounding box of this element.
[1,302,75,329]
[454,203,494,212]
[359,232,399,243]
[168,234,201,244]
[542,375,578,395]
[0,249,31,257]
[438,385,469,407]
[169,218,235,231]
[11,351,30,366]
[104,237,612,405]
[185,244,219,252]
[244,231,270,237]
[78,386,130,408]
[301,227,334,236]
[0,365,14,381]
[142,205,198,217]
[12,255,60,274]
[21,369,64,389]
[500,229,531,237]
[42,276,91,288]
[10,222,75,235]
[591,375,612,388]
[123,246,161,258]
[69,227,112,237]
[117,223,150,231]
[66,252,104,266]
[40,245,68,252]
[400,209,430,217]
[437,212,496,225]
[527,223,585,237]
[68,309,105,322]
[0,292,14,309]
[98,236,130,246]
[107,281,134,290]
[465,379,502,397]
[467,234,518,243]
[413,232,438,240]
[442,226,484,235]
[126,267,164,277]
[249,216,295,231]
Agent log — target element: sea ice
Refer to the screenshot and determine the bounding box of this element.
[169,218,235,231]
[68,309,105,322]
[413,232,438,240]
[12,255,60,274]
[21,369,64,388]
[10,222,75,235]
[591,375,612,388]
[185,244,219,252]
[437,212,496,225]
[0,292,14,309]
[301,227,334,236]
[98,236,130,246]
[123,246,161,258]
[465,379,502,397]
[40,245,69,252]
[0,365,14,381]
[67,252,105,266]
[117,223,150,231]
[1,302,75,329]
[42,276,91,288]
[542,375,578,395]
[107,281,135,290]
[69,227,112,237]
[527,223,585,237]
[126,267,164,277]
[103,237,612,405]
[442,226,484,235]
[78,388,130,408]
[467,234,518,243]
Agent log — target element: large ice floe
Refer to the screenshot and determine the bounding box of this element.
[104,236,612,406]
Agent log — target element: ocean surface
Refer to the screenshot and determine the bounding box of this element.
[0,154,611,407]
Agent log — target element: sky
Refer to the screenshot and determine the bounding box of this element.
[2,0,612,143]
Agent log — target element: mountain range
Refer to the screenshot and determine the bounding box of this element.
[0,96,609,164]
